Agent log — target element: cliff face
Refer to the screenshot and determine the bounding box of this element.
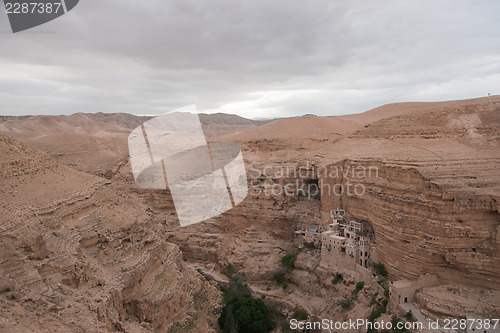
[320,98,500,290]
[415,285,500,318]
[319,160,500,290]
[221,96,500,292]
[0,135,221,332]
[107,152,324,284]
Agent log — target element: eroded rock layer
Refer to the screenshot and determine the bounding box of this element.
[0,135,221,332]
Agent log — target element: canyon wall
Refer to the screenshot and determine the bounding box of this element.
[0,135,222,332]
[319,159,500,290]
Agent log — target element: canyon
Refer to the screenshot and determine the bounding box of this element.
[0,96,499,331]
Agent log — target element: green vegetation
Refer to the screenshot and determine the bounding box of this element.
[379,278,390,291]
[292,305,308,321]
[281,252,297,271]
[218,297,276,333]
[271,252,297,290]
[273,271,288,290]
[266,301,293,333]
[373,262,388,277]
[404,310,414,322]
[368,306,386,322]
[366,306,387,333]
[222,306,238,333]
[273,271,285,284]
[366,288,389,333]
[303,241,316,249]
[338,281,367,309]
[339,297,354,309]
[353,281,364,295]
[196,268,212,281]
[224,276,251,301]
[279,321,292,333]
[332,272,343,284]
[218,276,276,333]
[367,306,387,333]
[223,263,235,277]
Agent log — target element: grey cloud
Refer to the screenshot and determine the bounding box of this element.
[0,0,499,118]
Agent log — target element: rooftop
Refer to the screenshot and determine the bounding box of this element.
[391,280,414,288]
[331,235,346,240]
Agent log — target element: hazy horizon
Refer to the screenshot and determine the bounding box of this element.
[1,94,498,120]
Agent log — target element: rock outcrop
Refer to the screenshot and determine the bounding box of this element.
[0,134,221,332]
[415,285,500,318]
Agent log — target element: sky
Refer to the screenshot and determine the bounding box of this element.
[1,0,499,119]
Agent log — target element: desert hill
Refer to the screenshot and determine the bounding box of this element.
[221,95,500,143]
[0,134,221,332]
[198,112,263,137]
[0,112,262,177]
[341,96,500,126]
[216,115,360,142]
[0,112,148,177]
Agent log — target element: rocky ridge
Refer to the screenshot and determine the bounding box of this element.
[0,134,221,332]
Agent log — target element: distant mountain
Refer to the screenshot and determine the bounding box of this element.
[219,95,500,143]
[0,112,263,177]
[198,113,264,137]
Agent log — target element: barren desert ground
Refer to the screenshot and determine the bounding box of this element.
[1,96,499,332]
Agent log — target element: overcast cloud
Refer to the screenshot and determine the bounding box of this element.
[1,0,499,118]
